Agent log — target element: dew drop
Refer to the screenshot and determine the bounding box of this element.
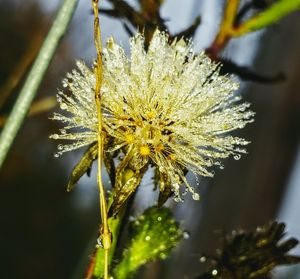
[199,256,206,263]
[183,231,190,239]
[212,269,218,276]
[157,216,162,222]
[60,103,67,110]
[145,235,151,241]
[192,192,200,201]
[97,237,103,248]
[129,215,135,221]
[234,154,241,160]
[174,197,181,202]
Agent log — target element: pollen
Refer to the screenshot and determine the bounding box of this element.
[146,110,156,119]
[125,133,135,144]
[139,145,151,156]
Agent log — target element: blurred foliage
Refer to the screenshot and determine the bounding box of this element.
[99,0,201,45]
[99,0,299,83]
[234,0,300,36]
[113,207,183,279]
[196,222,300,279]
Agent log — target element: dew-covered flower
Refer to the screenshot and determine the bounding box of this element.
[50,30,254,202]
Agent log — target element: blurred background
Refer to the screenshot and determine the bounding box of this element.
[0,0,300,278]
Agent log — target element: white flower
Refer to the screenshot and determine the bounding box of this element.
[50,30,254,201]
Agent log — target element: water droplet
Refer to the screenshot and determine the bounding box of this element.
[129,215,135,221]
[192,193,200,201]
[172,183,180,191]
[212,269,218,276]
[58,144,63,150]
[157,216,162,222]
[145,235,151,241]
[52,134,59,140]
[60,103,67,110]
[199,256,206,263]
[183,231,190,239]
[234,154,241,160]
[97,237,103,248]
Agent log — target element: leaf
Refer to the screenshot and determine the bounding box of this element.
[196,221,300,279]
[158,172,173,207]
[108,149,147,217]
[234,0,300,36]
[113,207,183,279]
[67,143,98,192]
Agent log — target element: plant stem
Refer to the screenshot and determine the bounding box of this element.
[208,0,240,55]
[91,1,112,279]
[233,0,300,36]
[0,0,79,168]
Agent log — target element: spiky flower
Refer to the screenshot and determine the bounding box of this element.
[50,30,254,202]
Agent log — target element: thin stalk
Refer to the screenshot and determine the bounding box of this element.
[211,0,240,53]
[0,0,79,168]
[233,0,300,36]
[91,1,112,279]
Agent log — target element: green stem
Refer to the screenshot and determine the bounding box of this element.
[93,214,123,278]
[233,0,300,36]
[0,0,79,168]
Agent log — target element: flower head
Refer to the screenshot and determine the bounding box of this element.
[50,30,254,202]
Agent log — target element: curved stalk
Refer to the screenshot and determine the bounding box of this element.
[91,1,112,279]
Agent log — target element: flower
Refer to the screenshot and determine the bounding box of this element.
[50,30,254,202]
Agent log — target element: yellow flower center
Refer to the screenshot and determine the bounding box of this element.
[125,133,135,144]
[139,145,151,156]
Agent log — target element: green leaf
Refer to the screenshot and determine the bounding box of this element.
[113,207,183,279]
[109,149,147,217]
[0,0,79,168]
[234,0,300,36]
[67,143,97,191]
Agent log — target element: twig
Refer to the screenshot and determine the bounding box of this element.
[0,0,79,168]
[207,0,240,57]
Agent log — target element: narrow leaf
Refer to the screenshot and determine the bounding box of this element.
[234,0,300,36]
[67,143,97,191]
